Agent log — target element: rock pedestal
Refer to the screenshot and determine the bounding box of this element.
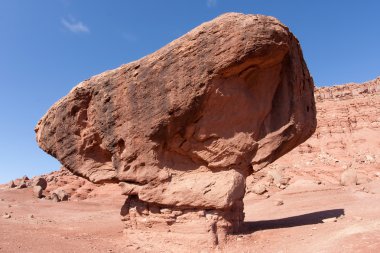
[36,13,316,247]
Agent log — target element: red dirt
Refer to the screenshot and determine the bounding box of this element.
[1,178,380,252]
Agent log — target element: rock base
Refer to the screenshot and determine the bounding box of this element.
[120,195,244,247]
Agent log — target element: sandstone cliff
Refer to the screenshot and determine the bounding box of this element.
[247,77,380,192]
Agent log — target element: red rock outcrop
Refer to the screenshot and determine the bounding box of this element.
[35,13,316,245]
[249,77,380,192]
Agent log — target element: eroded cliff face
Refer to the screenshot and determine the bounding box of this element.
[253,77,380,191]
[294,77,380,163]
[35,13,316,245]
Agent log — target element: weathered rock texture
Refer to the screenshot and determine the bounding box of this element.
[35,13,316,245]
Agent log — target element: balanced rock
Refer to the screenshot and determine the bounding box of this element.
[32,177,48,190]
[35,13,316,246]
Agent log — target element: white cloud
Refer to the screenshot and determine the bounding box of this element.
[61,17,90,34]
[207,0,217,8]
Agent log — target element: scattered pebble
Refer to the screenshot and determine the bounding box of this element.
[274,200,284,206]
[252,183,267,195]
[360,186,369,193]
[29,214,34,219]
[2,213,11,219]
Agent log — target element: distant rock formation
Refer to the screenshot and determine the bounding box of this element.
[253,76,380,192]
[288,77,380,164]
[35,13,316,246]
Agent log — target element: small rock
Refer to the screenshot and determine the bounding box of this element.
[365,154,375,163]
[252,183,267,195]
[274,200,284,206]
[197,210,205,217]
[0,198,4,201]
[267,170,282,185]
[2,213,11,219]
[268,170,290,188]
[360,186,369,193]
[32,177,47,190]
[52,189,69,201]
[279,177,290,186]
[279,184,287,189]
[375,172,380,177]
[22,175,30,181]
[51,193,60,202]
[16,180,27,189]
[8,180,16,188]
[311,227,317,230]
[172,210,183,216]
[33,185,43,198]
[160,208,172,214]
[29,214,34,219]
[322,217,337,223]
[340,168,357,186]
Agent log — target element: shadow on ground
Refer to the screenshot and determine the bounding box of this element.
[240,209,345,234]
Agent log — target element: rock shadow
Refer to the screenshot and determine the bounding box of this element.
[240,208,345,234]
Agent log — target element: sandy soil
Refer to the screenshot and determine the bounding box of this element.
[1,178,380,253]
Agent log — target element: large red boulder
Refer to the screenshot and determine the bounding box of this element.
[36,13,316,246]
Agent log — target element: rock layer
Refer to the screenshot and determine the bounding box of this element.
[35,13,316,244]
[252,76,380,193]
[275,77,380,166]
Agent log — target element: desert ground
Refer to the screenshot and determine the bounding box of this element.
[1,175,380,252]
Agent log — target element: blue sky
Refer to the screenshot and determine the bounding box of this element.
[1,1,379,183]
